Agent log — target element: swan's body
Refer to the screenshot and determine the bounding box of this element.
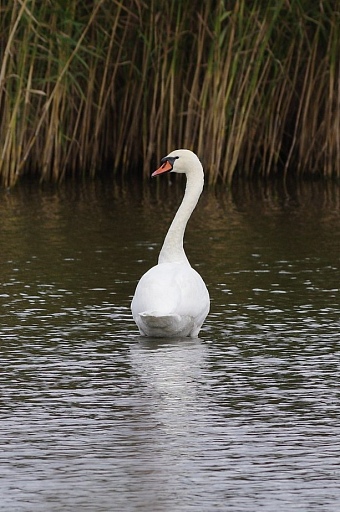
[131,149,210,337]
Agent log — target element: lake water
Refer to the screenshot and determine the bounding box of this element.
[0,177,339,511]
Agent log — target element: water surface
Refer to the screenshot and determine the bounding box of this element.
[0,179,339,511]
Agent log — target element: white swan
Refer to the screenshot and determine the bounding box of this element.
[131,149,210,337]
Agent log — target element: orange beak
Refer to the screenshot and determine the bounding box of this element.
[151,160,173,177]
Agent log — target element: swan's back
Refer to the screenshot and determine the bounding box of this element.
[131,262,209,337]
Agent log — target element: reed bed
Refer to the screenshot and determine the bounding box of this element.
[1,0,339,186]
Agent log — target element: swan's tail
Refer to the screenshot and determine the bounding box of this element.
[136,311,195,337]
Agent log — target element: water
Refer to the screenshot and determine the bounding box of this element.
[0,178,339,511]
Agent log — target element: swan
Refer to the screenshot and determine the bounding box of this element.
[131,149,210,337]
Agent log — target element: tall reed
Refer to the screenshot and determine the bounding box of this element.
[0,0,339,186]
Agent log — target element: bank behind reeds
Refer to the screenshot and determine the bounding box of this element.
[1,0,339,187]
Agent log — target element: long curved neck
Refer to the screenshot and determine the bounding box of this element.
[158,169,204,265]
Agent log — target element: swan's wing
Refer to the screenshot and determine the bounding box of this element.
[131,262,209,336]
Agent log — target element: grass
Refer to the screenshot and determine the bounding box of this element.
[0,0,339,187]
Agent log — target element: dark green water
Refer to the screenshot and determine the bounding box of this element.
[0,179,339,511]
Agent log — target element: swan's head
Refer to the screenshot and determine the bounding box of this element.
[152,149,203,177]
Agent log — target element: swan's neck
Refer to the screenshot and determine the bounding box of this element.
[158,170,204,265]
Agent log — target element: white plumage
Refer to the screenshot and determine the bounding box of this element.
[131,149,210,337]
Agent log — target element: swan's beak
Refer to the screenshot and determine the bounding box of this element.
[152,160,173,177]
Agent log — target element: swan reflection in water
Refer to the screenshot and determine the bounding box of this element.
[124,338,224,508]
[129,338,210,435]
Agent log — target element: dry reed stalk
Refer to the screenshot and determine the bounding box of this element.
[0,0,339,186]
